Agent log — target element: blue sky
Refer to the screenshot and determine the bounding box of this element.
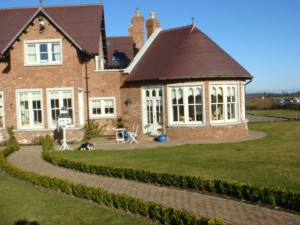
[1,0,300,93]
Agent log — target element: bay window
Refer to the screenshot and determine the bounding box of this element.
[210,84,238,123]
[168,84,204,125]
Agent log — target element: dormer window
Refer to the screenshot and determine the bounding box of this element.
[24,39,62,66]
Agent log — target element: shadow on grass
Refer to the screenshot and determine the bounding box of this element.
[15,220,40,225]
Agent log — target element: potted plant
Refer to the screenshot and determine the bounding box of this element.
[155,113,168,142]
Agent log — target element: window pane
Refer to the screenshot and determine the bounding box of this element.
[52,43,61,61]
[178,89,183,104]
[40,44,48,62]
[27,45,37,63]
[196,105,202,121]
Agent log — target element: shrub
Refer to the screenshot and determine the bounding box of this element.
[0,146,217,225]
[42,134,54,151]
[5,126,20,151]
[43,150,300,212]
[83,120,106,140]
[31,135,46,145]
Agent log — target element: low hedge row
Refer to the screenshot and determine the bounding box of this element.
[0,146,224,225]
[43,147,300,212]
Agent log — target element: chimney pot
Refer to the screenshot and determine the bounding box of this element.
[136,8,140,16]
[146,11,160,39]
[150,11,155,19]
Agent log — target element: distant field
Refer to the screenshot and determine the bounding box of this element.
[247,109,300,119]
[52,121,300,192]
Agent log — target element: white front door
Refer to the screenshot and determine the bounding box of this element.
[142,87,163,135]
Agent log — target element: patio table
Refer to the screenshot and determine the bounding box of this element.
[113,128,126,144]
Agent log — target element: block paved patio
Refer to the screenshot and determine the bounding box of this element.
[6,131,300,225]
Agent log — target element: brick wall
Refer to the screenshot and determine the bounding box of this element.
[0,16,86,141]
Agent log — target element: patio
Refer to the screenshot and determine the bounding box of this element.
[65,130,266,151]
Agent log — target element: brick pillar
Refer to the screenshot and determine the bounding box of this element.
[128,9,144,52]
[146,12,160,39]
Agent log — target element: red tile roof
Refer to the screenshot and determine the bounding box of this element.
[0,4,103,55]
[0,7,37,55]
[127,25,253,82]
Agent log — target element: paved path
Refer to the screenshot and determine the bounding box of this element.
[7,146,300,225]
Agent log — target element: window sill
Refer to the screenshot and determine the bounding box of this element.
[168,123,205,127]
[14,126,82,132]
[210,121,240,126]
[24,63,62,67]
[90,115,116,119]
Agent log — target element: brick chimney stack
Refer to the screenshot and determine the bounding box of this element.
[146,11,160,39]
[128,9,145,51]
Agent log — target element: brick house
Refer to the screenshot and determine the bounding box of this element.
[0,4,252,142]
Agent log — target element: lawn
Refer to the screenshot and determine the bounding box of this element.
[0,173,155,225]
[52,121,300,192]
[247,109,299,119]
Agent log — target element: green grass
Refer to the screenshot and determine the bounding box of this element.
[52,121,300,192]
[247,109,300,119]
[0,173,155,225]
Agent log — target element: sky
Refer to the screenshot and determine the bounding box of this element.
[1,0,300,93]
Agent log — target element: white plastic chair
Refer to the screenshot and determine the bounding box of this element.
[127,124,139,144]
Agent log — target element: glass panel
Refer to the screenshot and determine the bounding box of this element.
[217,87,223,103]
[156,100,162,123]
[179,106,184,121]
[146,90,150,97]
[195,88,202,104]
[188,88,194,104]
[196,105,202,121]
[178,89,183,104]
[159,89,162,97]
[52,43,61,62]
[211,105,217,120]
[40,43,48,62]
[104,100,114,114]
[92,100,101,115]
[50,92,60,126]
[20,93,30,127]
[211,87,217,103]
[188,105,194,121]
[152,90,156,97]
[27,44,37,63]
[146,100,153,124]
[173,105,178,122]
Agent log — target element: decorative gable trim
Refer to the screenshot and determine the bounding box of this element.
[124,28,162,74]
[40,9,85,53]
[1,8,87,55]
[1,9,40,55]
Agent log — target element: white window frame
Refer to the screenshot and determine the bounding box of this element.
[89,97,116,119]
[16,89,44,129]
[210,82,239,124]
[0,92,4,129]
[24,39,63,66]
[167,83,205,126]
[47,88,75,128]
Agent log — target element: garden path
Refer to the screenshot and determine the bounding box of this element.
[7,145,300,225]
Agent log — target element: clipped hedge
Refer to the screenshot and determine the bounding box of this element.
[0,147,224,225]
[43,148,300,212]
